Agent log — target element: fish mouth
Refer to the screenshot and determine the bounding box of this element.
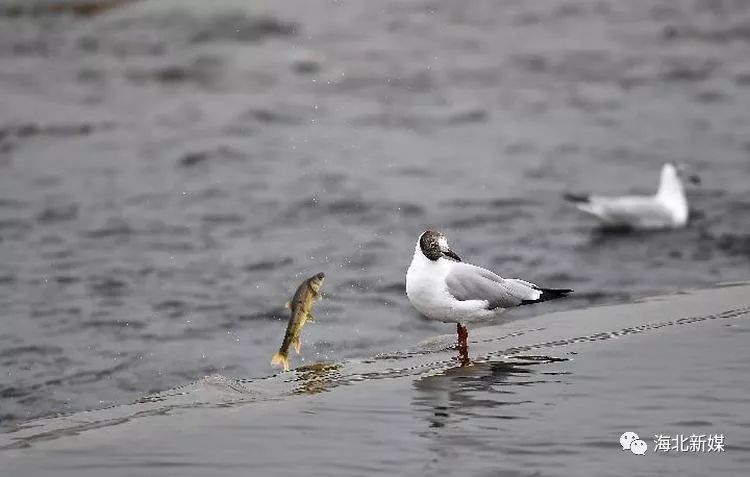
[313,272,325,280]
[442,249,462,262]
[687,174,701,185]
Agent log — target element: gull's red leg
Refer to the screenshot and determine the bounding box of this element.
[457,323,469,364]
[457,323,468,348]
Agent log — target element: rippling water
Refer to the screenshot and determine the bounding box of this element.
[0,0,749,438]
[2,284,749,476]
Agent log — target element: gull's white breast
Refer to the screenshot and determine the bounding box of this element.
[406,250,499,323]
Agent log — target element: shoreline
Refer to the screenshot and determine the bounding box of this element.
[1,281,748,476]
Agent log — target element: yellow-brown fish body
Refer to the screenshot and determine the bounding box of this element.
[271,272,325,372]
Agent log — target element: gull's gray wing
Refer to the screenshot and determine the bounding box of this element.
[445,262,540,309]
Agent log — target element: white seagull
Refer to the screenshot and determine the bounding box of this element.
[405,230,573,354]
[564,162,700,230]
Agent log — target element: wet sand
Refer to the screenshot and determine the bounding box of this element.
[2,282,749,476]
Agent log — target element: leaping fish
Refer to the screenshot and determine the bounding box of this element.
[271,272,325,372]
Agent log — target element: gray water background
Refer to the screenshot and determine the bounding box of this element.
[0,0,749,427]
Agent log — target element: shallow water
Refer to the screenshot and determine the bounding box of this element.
[2,284,749,476]
[0,0,749,437]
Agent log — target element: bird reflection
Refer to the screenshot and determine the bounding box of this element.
[412,360,535,429]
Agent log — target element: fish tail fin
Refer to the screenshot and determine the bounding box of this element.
[271,352,290,372]
[292,337,302,354]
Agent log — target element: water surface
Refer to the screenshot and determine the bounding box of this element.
[2,283,749,476]
[0,0,749,438]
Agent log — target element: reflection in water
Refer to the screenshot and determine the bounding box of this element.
[293,362,343,395]
[411,358,569,474]
[412,360,536,429]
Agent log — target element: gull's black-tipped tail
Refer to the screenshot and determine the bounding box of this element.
[563,192,590,204]
[521,288,574,305]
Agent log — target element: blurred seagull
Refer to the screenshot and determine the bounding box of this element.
[405,230,573,357]
[564,162,701,230]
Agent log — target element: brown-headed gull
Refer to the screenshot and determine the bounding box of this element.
[405,230,573,357]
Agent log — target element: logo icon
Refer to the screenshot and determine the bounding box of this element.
[620,432,647,455]
[630,439,648,455]
[620,432,639,450]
